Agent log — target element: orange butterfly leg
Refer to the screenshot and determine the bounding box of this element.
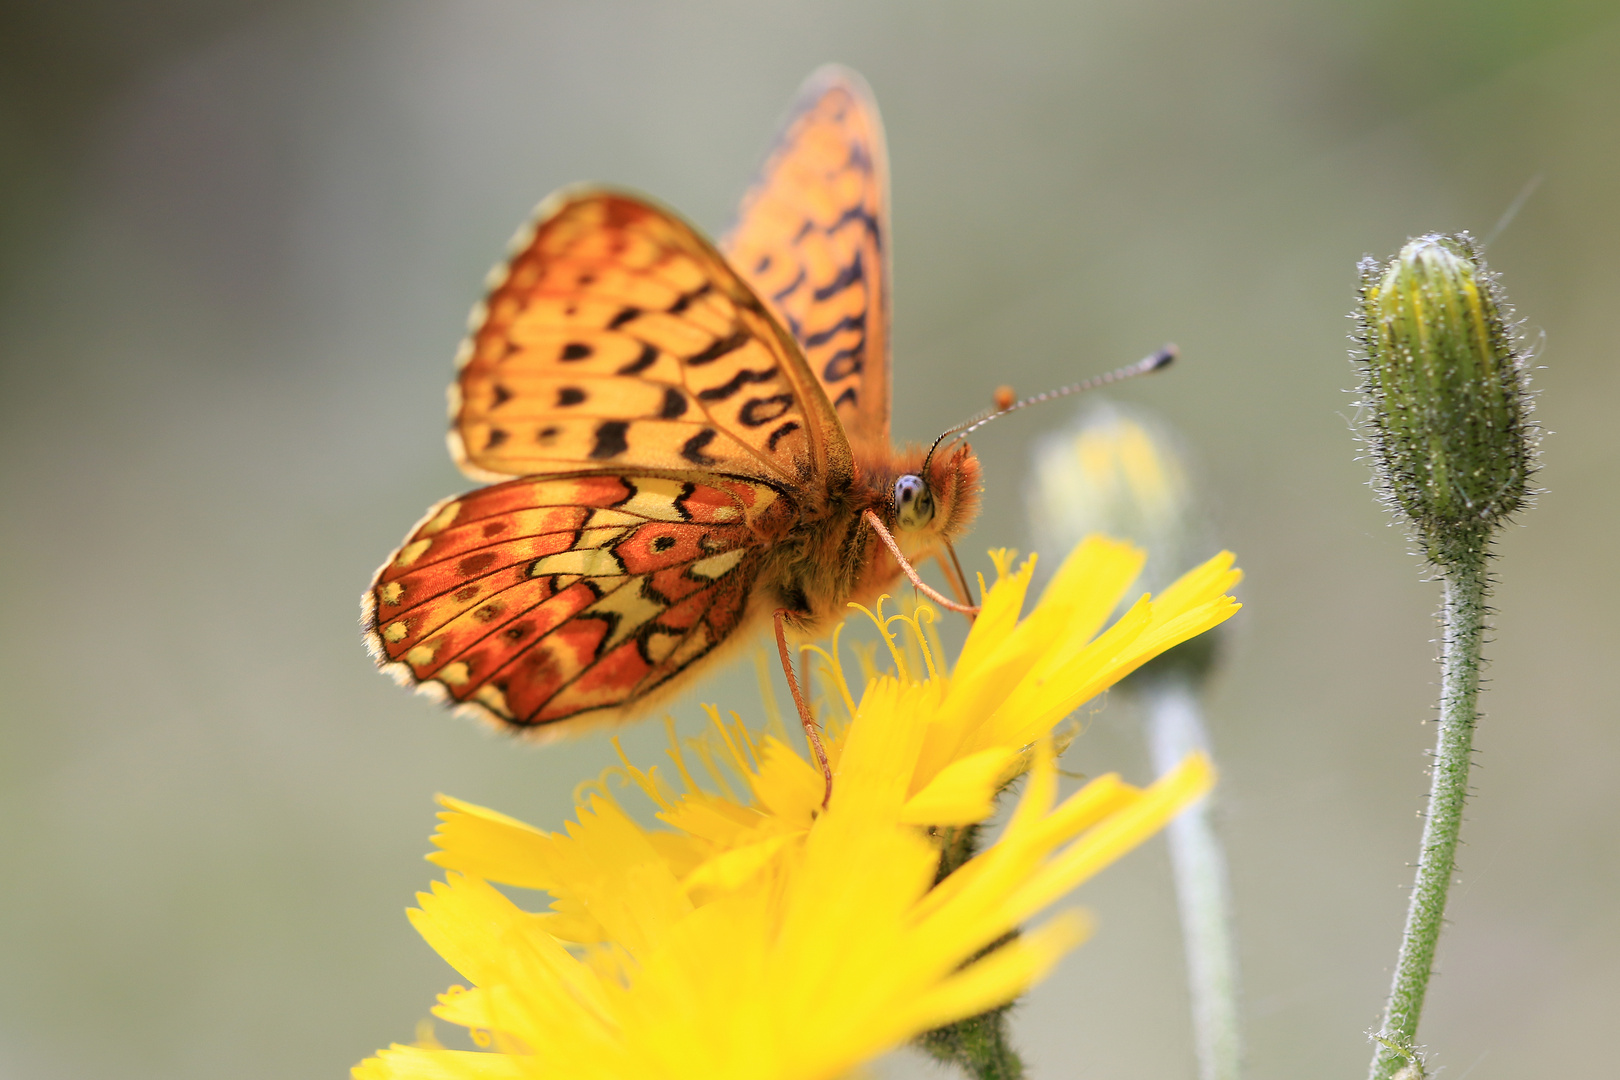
[863,510,982,616]
[797,648,812,714]
[775,608,832,808]
[936,540,979,621]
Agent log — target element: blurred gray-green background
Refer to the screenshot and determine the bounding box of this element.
[2,2,1615,1077]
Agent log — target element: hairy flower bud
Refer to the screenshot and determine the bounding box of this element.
[1352,233,1536,564]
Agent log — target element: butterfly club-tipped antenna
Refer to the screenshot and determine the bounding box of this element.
[870,345,1179,616]
[920,344,1177,479]
[796,346,1181,807]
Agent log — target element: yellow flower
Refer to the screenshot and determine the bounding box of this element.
[431,539,1239,917]
[353,539,1240,1080]
[356,755,1211,1080]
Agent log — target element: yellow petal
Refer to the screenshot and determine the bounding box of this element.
[681,833,794,895]
[1002,537,1145,673]
[951,553,1036,679]
[1004,754,1214,924]
[351,1044,526,1079]
[406,875,593,1013]
[658,792,766,847]
[897,911,1091,1033]
[427,795,557,891]
[899,746,1021,825]
[748,737,824,825]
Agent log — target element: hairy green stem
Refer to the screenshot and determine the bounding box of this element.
[1368,547,1489,1080]
[914,998,1022,1080]
[1144,676,1243,1080]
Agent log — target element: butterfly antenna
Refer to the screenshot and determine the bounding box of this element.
[921,345,1177,475]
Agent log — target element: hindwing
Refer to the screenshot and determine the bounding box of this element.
[364,473,794,729]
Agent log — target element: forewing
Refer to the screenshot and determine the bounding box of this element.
[453,191,850,490]
[723,65,892,448]
[364,473,794,729]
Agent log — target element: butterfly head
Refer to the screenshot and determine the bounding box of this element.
[887,441,981,542]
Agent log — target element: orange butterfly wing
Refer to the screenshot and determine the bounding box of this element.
[451,189,851,489]
[365,473,794,728]
[368,188,854,730]
[723,65,892,450]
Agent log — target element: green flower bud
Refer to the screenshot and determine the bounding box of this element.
[1352,233,1537,565]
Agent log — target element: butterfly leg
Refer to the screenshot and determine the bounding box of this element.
[863,509,981,616]
[797,648,813,713]
[936,540,979,621]
[775,608,833,808]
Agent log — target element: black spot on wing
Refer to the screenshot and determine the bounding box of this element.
[681,429,721,466]
[812,249,864,302]
[673,482,698,520]
[738,394,794,428]
[485,428,509,450]
[686,330,749,367]
[658,387,688,419]
[771,267,806,304]
[667,282,713,314]
[803,312,865,349]
[555,387,586,407]
[561,342,593,362]
[609,306,641,329]
[822,348,861,382]
[832,203,883,250]
[617,342,658,375]
[696,366,780,403]
[589,421,629,459]
[766,420,800,451]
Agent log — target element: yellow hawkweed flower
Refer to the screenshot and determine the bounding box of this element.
[356,752,1211,1080]
[354,539,1240,1080]
[430,539,1240,916]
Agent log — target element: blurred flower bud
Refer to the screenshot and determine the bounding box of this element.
[1352,233,1536,565]
[1026,402,1218,682]
[1027,401,1206,591]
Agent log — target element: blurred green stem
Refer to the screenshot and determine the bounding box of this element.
[1368,543,1489,1080]
[1144,676,1243,1080]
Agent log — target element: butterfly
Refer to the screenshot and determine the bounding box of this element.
[362,65,1168,795]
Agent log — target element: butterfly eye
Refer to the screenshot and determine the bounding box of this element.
[892,474,934,530]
